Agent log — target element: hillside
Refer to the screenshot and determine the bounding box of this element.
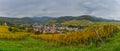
[62,19,93,26]
[0,25,119,51]
[46,15,118,24]
[0,16,53,25]
[0,15,119,25]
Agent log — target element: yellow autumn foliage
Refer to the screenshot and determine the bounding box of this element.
[31,24,119,45]
[0,26,29,40]
[0,32,28,40]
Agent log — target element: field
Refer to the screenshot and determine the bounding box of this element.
[0,24,120,51]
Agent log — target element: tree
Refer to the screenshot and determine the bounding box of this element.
[8,27,12,32]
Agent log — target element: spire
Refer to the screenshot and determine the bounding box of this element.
[4,22,7,26]
[4,17,7,26]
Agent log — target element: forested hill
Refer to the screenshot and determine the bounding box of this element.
[46,15,119,23]
[0,16,53,25]
[0,15,119,25]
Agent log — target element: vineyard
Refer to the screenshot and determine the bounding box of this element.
[0,26,29,40]
[0,24,120,51]
[0,25,119,45]
[31,25,119,46]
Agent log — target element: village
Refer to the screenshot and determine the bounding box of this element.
[1,22,86,34]
[32,23,86,34]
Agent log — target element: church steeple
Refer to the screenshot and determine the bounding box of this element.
[4,17,7,26]
[4,22,7,26]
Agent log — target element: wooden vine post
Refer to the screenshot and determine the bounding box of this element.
[94,28,104,46]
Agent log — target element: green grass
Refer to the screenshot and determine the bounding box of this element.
[0,32,120,51]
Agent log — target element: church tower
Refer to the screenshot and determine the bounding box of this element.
[4,22,7,26]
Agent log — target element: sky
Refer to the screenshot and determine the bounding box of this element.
[0,0,120,20]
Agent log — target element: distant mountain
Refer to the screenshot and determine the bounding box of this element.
[0,15,119,25]
[0,16,53,25]
[46,15,119,23]
[32,16,53,23]
[76,15,112,22]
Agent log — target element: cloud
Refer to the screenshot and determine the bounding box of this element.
[0,0,120,20]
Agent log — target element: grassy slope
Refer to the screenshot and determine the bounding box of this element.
[0,32,120,51]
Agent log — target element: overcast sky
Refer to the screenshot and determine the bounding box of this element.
[0,0,120,20]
